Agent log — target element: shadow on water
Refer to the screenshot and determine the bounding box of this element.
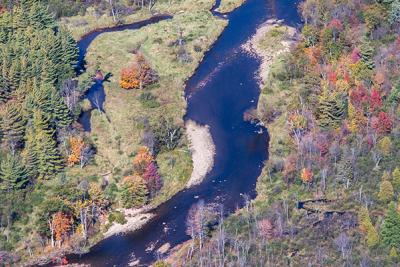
[68,0,300,265]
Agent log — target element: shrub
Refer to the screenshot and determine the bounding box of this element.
[108,211,127,225]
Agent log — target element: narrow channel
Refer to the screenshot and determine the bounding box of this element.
[69,0,300,265]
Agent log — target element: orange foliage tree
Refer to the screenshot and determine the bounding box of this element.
[52,212,71,247]
[300,168,313,184]
[119,54,157,90]
[133,146,154,175]
[120,65,140,89]
[67,137,84,166]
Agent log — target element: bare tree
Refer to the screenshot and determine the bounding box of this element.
[334,232,350,260]
[60,79,79,113]
[80,145,94,168]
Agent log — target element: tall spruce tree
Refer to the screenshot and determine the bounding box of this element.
[317,89,347,129]
[32,110,63,179]
[1,103,25,151]
[381,202,400,248]
[0,154,29,191]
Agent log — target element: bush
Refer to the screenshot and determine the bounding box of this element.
[108,211,127,225]
[138,92,160,108]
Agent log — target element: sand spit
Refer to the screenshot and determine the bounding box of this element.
[185,120,216,188]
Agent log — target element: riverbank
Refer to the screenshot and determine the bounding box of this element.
[185,120,216,187]
[61,0,217,40]
[160,19,300,266]
[104,208,155,238]
[216,0,247,13]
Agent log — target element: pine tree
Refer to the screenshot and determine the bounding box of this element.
[358,207,379,248]
[393,168,400,193]
[360,37,375,70]
[379,180,394,203]
[0,154,29,191]
[1,103,25,150]
[32,110,63,179]
[60,28,79,70]
[0,76,11,103]
[50,89,72,128]
[317,89,346,129]
[381,202,400,248]
[22,127,38,178]
[120,175,148,208]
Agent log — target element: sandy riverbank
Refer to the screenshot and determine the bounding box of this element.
[242,19,298,85]
[185,120,216,188]
[103,207,155,238]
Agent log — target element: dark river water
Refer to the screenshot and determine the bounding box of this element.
[69,0,300,265]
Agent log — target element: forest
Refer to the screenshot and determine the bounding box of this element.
[1,0,400,265]
[0,0,176,264]
[162,0,400,266]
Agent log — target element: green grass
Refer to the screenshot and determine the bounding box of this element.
[68,11,227,206]
[216,0,246,13]
[61,0,217,40]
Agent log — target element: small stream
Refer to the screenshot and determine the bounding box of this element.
[69,0,300,265]
[76,15,172,131]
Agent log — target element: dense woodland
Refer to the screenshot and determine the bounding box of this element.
[0,0,180,264]
[165,0,400,266]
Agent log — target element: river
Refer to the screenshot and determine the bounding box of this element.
[69,0,300,265]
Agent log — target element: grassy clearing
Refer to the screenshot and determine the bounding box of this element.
[69,11,227,206]
[215,0,246,13]
[61,0,216,40]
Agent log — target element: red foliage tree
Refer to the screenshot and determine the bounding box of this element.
[371,112,393,134]
[350,48,361,63]
[350,85,368,108]
[328,19,343,31]
[143,162,162,196]
[369,88,382,112]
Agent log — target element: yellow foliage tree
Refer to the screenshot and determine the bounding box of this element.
[67,137,84,166]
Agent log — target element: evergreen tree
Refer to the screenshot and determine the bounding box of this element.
[0,154,29,191]
[60,28,79,70]
[359,207,379,248]
[381,202,400,248]
[393,167,400,193]
[360,37,375,70]
[22,127,38,178]
[120,176,148,208]
[317,90,346,129]
[1,103,25,151]
[0,76,11,103]
[50,89,72,128]
[32,110,63,179]
[27,0,56,30]
[379,180,394,203]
